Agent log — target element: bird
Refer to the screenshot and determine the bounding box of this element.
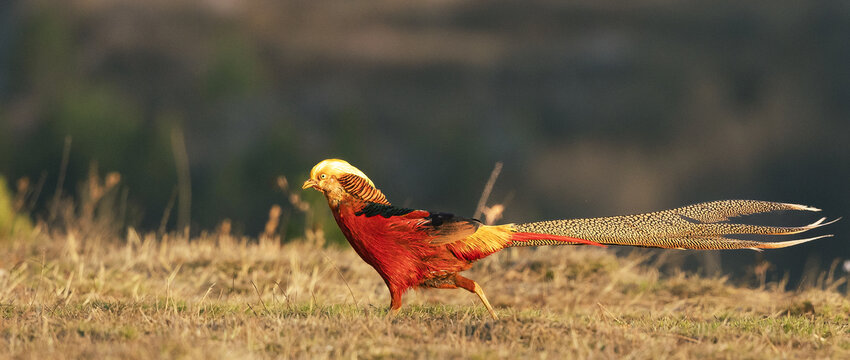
[301,159,837,319]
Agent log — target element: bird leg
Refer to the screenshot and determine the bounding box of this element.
[422,274,499,319]
[454,274,498,320]
[387,284,403,318]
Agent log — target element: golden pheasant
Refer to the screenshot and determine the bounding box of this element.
[302,159,836,319]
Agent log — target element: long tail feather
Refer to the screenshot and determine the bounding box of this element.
[512,200,837,250]
[510,232,607,248]
[750,234,834,251]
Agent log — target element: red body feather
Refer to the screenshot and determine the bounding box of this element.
[333,202,474,293]
[331,199,603,299]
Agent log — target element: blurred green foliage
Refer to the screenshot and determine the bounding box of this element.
[0,176,32,237]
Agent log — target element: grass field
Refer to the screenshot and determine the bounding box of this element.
[2,222,849,359]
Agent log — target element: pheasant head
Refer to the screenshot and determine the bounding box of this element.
[302,159,390,205]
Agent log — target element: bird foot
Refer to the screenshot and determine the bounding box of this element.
[386,306,400,319]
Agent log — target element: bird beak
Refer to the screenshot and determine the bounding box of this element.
[302,179,318,190]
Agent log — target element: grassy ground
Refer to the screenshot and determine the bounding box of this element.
[2,225,849,359]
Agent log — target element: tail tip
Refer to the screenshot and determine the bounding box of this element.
[760,234,834,249]
[783,203,822,212]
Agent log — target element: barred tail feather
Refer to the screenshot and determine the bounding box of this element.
[512,200,837,250]
[510,232,606,248]
[751,234,834,251]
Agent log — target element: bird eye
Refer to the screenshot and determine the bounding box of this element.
[320,174,327,179]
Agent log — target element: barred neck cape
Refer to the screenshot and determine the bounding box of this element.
[338,173,390,205]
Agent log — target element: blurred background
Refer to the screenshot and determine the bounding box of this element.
[1,0,848,285]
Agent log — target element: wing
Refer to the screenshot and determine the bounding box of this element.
[413,211,515,262]
[353,203,513,262]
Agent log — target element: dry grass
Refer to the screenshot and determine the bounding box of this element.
[1,169,848,358]
[2,225,849,359]
[0,167,850,359]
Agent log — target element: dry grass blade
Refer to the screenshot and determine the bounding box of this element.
[171,127,192,235]
[596,302,626,326]
[322,251,359,308]
[473,161,503,221]
[48,136,72,223]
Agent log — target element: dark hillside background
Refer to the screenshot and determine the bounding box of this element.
[1,0,848,284]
